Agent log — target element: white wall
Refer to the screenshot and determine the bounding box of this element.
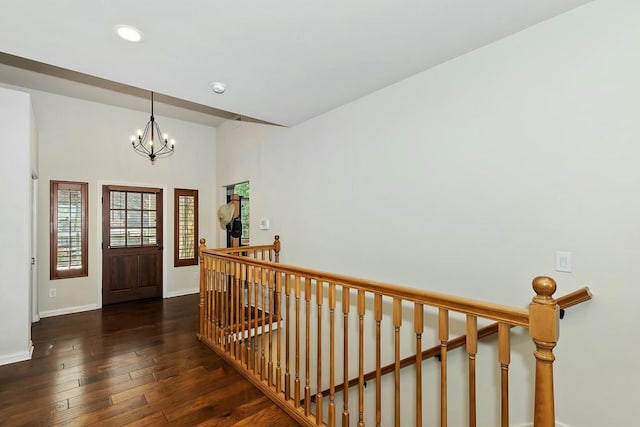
[0,87,34,364]
[22,90,217,316]
[216,1,639,425]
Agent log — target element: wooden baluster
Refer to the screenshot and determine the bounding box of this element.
[342,287,351,427]
[230,262,236,357]
[222,260,227,352]
[247,265,254,372]
[393,298,402,427]
[209,256,215,342]
[304,278,312,416]
[203,255,209,340]
[374,294,382,427]
[329,283,337,427]
[225,260,230,350]
[261,267,267,380]
[229,261,234,356]
[415,303,424,427]
[235,262,241,360]
[215,258,221,345]
[529,277,559,427]
[439,308,449,427]
[263,249,267,261]
[276,271,283,393]
[295,276,302,408]
[498,322,510,427]
[224,260,230,354]
[198,239,206,339]
[240,264,249,366]
[268,269,274,386]
[253,266,260,374]
[357,290,365,427]
[285,273,292,400]
[274,235,281,263]
[316,280,324,425]
[466,315,477,427]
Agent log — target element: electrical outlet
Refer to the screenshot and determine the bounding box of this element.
[49,288,56,298]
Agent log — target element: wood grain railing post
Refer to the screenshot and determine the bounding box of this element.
[276,271,283,390]
[224,260,231,354]
[529,277,559,427]
[274,235,281,263]
[295,276,301,408]
[375,295,382,427]
[329,283,337,427]
[260,266,267,380]
[240,263,247,367]
[415,303,424,427]
[210,258,224,345]
[268,269,274,386]
[253,266,260,372]
[439,309,449,427]
[198,238,207,339]
[247,265,254,372]
[305,278,312,416]
[234,261,241,359]
[285,273,292,400]
[498,322,511,427]
[316,281,324,425]
[357,290,365,427]
[393,298,402,427]
[342,287,351,427]
[466,315,477,427]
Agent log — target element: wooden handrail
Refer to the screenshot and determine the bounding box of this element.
[200,249,529,327]
[198,236,588,427]
[213,244,278,253]
[312,286,591,401]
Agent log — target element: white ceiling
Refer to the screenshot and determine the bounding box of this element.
[0,0,594,127]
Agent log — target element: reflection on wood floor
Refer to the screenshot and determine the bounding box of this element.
[0,294,297,426]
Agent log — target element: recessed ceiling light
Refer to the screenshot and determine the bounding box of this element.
[211,82,226,94]
[114,25,143,42]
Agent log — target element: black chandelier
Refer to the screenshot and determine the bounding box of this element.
[131,92,175,163]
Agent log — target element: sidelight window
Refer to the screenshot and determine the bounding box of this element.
[50,180,88,279]
[174,188,198,266]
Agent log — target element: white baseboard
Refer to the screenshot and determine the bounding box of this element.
[0,342,33,366]
[512,422,569,427]
[167,288,199,298]
[39,304,99,318]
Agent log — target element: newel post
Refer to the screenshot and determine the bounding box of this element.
[274,235,281,263]
[198,238,207,340]
[529,276,559,427]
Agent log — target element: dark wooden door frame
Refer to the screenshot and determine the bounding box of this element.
[101,185,164,305]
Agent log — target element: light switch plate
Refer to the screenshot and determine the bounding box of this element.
[555,251,572,273]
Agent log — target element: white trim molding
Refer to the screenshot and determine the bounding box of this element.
[0,341,33,366]
[39,304,98,318]
[167,288,199,298]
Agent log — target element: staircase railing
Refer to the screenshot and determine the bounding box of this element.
[313,286,591,402]
[198,236,590,427]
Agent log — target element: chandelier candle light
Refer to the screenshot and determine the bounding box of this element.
[131,92,175,163]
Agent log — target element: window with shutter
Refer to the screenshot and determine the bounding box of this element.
[174,188,198,267]
[50,181,88,279]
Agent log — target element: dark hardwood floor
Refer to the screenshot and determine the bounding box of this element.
[0,294,298,426]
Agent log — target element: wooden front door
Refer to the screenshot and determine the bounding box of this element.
[102,185,163,305]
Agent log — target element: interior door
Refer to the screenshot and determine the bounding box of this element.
[102,185,163,305]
